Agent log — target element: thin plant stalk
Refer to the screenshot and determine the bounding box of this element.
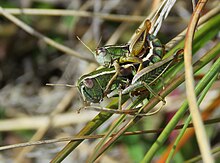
[0,6,95,63]
[183,1,213,162]
[166,73,218,162]
[141,46,220,162]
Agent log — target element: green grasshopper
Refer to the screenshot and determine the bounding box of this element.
[77,64,135,103]
[77,50,182,115]
[94,20,165,93]
[122,50,183,96]
[95,20,164,67]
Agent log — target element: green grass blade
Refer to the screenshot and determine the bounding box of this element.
[166,72,218,162]
[141,47,220,163]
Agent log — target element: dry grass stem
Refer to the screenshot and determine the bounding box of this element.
[107,0,150,44]
[184,0,213,162]
[1,117,219,151]
[0,111,95,131]
[0,6,95,63]
[15,88,78,162]
[1,8,145,22]
[166,4,220,50]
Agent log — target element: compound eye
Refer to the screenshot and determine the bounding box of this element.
[96,47,107,57]
[83,78,94,88]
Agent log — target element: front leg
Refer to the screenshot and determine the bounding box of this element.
[103,61,120,95]
[119,56,143,72]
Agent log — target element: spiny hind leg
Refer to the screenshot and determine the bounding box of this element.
[134,102,164,116]
[142,81,166,105]
[130,83,166,117]
[82,105,138,115]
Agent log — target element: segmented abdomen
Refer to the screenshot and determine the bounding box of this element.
[142,34,165,67]
[137,61,171,85]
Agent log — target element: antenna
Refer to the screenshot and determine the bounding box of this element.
[96,36,102,48]
[46,83,77,88]
[76,36,96,56]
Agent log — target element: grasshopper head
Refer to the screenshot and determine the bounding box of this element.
[95,47,112,67]
[77,75,104,103]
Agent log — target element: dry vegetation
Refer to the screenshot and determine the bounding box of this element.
[0,0,219,162]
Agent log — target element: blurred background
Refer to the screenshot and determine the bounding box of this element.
[0,0,219,162]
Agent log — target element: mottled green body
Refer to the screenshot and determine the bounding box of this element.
[93,20,165,94]
[95,34,165,68]
[77,53,180,103]
[122,52,181,95]
[141,34,165,66]
[77,66,133,103]
[95,44,129,67]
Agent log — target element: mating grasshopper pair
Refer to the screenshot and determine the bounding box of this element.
[77,53,180,103]
[77,19,180,115]
[77,49,183,115]
[94,20,165,94]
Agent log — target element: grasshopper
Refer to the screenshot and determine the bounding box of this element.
[77,50,182,115]
[95,20,165,93]
[122,50,183,96]
[77,64,135,103]
[95,20,153,67]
